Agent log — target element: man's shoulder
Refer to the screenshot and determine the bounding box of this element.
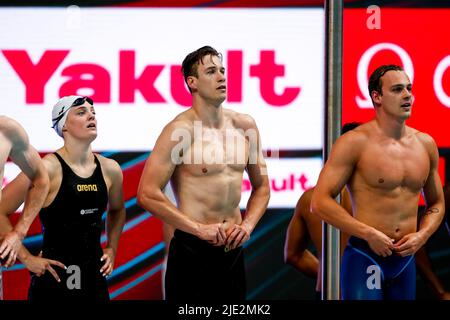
[166,110,196,131]
[412,129,437,151]
[338,124,370,145]
[330,125,370,160]
[224,109,256,130]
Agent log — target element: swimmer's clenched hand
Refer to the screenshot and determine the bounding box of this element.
[196,223,227,246]
[225,223,251,250]
[365,228,395,257]
[393,232,426,257]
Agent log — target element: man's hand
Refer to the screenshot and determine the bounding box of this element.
[366,228,395,257]
[393,232,426,257]
[0,230,23,267]
[225,224,251,250]
[197,223,227,246]
[100,247,116,277]
[23,251,66,282]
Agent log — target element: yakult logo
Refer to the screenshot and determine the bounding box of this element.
[1,49,301,107]
[242,172,311,193]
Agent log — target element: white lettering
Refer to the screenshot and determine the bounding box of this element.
[356,43,414,108]
[433,55,450,108]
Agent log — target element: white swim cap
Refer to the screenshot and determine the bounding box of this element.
[51,95,87,137]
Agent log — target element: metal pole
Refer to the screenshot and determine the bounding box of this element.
[322,0,343,300]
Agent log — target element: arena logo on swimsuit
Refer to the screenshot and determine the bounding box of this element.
[77,184,97,192]
[1,49,301,107]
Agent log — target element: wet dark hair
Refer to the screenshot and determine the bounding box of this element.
[368,64,404,106]
[181,46,222,93]
[341,122,361,134]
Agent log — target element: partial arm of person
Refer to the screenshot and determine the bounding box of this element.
[395,134,445,256]
[3,227,66,281]
[284,191,318,278]
[416,246,450,300]
[311,132,395,257]
[226,116,270,249]
[162,184,177,255]
[0,174,29,220]
[137,121,227,245]
[17,245,66,282]
[339,188,353,253]
[0,173,29,266]
[100,159,126,277]
[0,172,65,277]
[9,145,48,239]
[0,119,49,262]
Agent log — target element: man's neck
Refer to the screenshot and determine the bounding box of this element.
[192,99,224,128]
[375,113,407,140]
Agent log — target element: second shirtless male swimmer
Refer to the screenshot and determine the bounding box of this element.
[137,46,270,301]
[311,65,445,300]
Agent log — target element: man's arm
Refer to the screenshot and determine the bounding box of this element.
[0,171,36,267]
[311,132,395,256]
[0,171,65,278]
[0,173,30,236]
[395,134,445,256]
[339,188,352,252]
[137,121,226,244]
[284,190,318,278]
[2,217,66,281]
[7,119,49,238]
[226,115,270,249]
[100,159,126,277]
[0,174,29,222]
[0,119,49,263]
[418,135,445,238]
